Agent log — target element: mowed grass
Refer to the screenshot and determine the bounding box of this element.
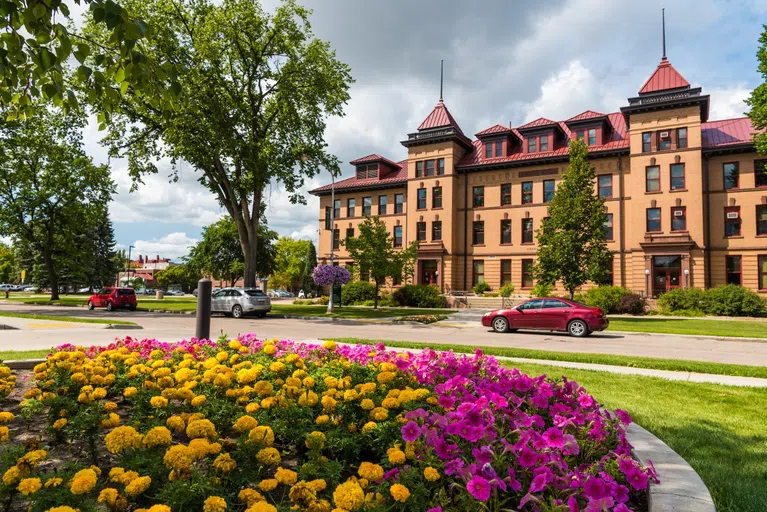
[0,349,53,361]
[507,362,767,512]
[0,312,136,325]
[329,338,767,379]
[607,317,767,339]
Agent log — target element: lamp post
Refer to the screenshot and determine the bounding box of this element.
[327,172,336,314]
[645,268,650,298]
[684,268,690,288]
[126,245,135,287]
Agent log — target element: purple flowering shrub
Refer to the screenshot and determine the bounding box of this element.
[312,264,351,287]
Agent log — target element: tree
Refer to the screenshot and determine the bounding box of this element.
[85,0,352,288]
[343,217,417,309]
[0,108,115,300]
[747,25,767,155]
[156,265,200,293]
[87,208,121,287]
[533,139,612,299]
[300,242,318,295]
[0,243,17,283]
[271,237,313,292]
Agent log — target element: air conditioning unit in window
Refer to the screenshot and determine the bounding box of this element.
[726,212,739,219]
[673,210,684,217]
[660,131,670,139]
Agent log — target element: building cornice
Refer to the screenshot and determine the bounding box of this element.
[456,148,628,173]
[309,181,407,197]
[701,143,756,157]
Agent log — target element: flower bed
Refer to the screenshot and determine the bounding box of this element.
[393,314,448,324]
[0,335,655,511]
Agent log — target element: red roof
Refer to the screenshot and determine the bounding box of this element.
[418,100,465,135]
[566,110,606,122]
[638,57,690,94]
[518,117,558,130]
[475,124,512,136]
[310,160,408,194]
[349,153,401,168]
[701,117,760,148]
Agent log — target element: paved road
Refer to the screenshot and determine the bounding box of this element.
[1,302,766,366]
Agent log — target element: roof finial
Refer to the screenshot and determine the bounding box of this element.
[662,8,666,59]
[439,59,444,101]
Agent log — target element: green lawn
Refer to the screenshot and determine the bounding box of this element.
[607,317,767,339]
[269,305,455,319]
[328,338,767,379]
[508,362,767,512]
[0,349,52,361]
[0,312,136,325]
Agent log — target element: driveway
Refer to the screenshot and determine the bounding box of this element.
[1,302,766,366]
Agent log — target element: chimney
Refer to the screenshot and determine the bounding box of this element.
[156,255,160,262]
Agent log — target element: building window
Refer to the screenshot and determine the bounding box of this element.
[723,162,739,190]
[394,194,404,214]
[437,158,445,176]
[473,260,485,287]
[472,221,484,245]
[378,195,387,215]
[760,256,767,290]
[332,229,340,250]
[501,183,511,205]
[726,256,742,285]
[539,135,548,152]
[522,259,534,288]
[432,187,442,208]
[356,163,378,179]
[588,128,597,146]
[473,186,485,207]
[324,206,332,230]
[670,163,685,190]
[345,228,354,241]
[347,199,355,217]
[599,256,614,286]
[522,181,533,204]
[417,188,426,209]
[576,130,585,141]
[392,273,401,286]
[725,207,741,237]
[646,208,661,232]
[642,132,652,153]
[522,218,534,243]
[415,161,423,178]
[432,221,442,241]
[425,160,435,177]
[757,205,767,236]
[485,143,492,159]
[501,259,512,285]
[604,214,613,241]
[677,127,688,149]
[416,222,426,241]
[657,130,671,150]
[755,160,767,188]
[333,199,341,219]
[393,226,402,247]
[495,141,502,157]
[671,206,687,231]
[543,179,555,202]
[362,197,372,216]
[645,166,660,192]
[527,137,536,153]
[501,219,512,244]
[598,174,612,198]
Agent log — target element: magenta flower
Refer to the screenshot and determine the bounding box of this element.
[311,264,350,286]
[401,421,421,442]
[625,466,650,490]
[466,476,491,501]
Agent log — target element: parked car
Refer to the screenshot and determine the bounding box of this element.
[0,284,12,292]
[87,288,138,311]
[21,285,39,293]
[166,290,185,296]
[482,298,608,338]
[77,287,93,294]
[211,287,271,318]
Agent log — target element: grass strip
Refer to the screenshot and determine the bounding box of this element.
[327,338,767,379]
[607,317,767,339]
[0,312,136,325]
[0,349,52,361]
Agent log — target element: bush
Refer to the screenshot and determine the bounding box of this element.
[378,293,396,307]
[482,292,499,297]
[529,282,554,298]
[392,284,448,308]
[292,299,312,305]
[616,293,647,315]
[499,284,516,297]
[583,286,630,314]
[657,287,706,313]
[315,295,329,305]
[703,285,767,317]
[341,281,376,305]
[472,281,491,294]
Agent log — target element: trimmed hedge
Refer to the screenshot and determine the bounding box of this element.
[341,281,376,305]
[659,285,767,317]
[392,284,448,308]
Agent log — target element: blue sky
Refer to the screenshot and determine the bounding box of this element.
[83,0,766,261]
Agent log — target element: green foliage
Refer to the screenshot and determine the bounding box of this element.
[583,286,631,314]
[392,285,447,308]
[529,283,554,298]
[499,284,516,297]
[343,217,417,308]
[271,238,314,292]
[300,242,319,296]
[658,285,767,317]
[533,140,612,298]
[155,265,200,293]
[746,25,767,155]
[657,287,707,313]
[616,294,647,315]
[472,281,491,294]
[341,281,376,305]
[0,243,17,283]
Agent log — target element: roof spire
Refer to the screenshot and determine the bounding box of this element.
[662,8,666,59]
[439,59,444,101]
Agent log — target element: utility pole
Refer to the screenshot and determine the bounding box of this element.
[327,172,336,313]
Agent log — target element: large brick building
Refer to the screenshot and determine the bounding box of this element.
[310,55,767,297]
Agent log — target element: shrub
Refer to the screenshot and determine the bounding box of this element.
[529,282,554,298]
[616,293,647,315]
[292,299,312,305]
[657,287,706,313]
[392,284,448,308]
[378,293,396,307]
[703,285,767,317]
[315,295,329,305]
[394,314,448,324]
[499,284,516,297]
[584,286,630,314]
[341,281,376,305]
[482,292,499,297]
[472,281,491,294]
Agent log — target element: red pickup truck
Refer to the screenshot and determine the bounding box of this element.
[87,288,138,311]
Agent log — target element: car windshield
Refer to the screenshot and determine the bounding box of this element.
[118,289,135,296]
[244,289,266,297]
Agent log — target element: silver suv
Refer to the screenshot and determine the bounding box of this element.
[211,287,271,318]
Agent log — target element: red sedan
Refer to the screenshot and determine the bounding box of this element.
[481,297,608,337]
[87,288,138,311]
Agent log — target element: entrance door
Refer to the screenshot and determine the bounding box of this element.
[420,260,438,286]
[652,256,682,297]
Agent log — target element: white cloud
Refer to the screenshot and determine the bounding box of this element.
[0,236,12,247]
[708,85,750,120]
[132,233,199,261]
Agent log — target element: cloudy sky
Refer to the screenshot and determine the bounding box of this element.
[83,0,765,261]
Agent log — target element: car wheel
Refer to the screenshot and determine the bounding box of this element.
[492,316,510,333]
[129,306,136,311]
[232,305,243,319]
[106,301,113,312]
[87,301,94,310]
[568,319,589,338]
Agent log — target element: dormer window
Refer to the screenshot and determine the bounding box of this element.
[485,141,503,158]
[527,138,536,153]
[539,135,549,152]
[356,163,378,180]
[588,129,597,145]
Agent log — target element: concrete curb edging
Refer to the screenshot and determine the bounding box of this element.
[3,358,45,370]
[627,422,716,512]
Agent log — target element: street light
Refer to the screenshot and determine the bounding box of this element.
[327,171,336,314]
[645,268,650,297]
[684,268,690,288]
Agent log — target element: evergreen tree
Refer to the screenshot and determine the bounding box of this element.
[300,242,318,295]
[90,208,121,287]
[533,139,612,299]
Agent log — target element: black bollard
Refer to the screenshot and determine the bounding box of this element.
[195,278,212,340]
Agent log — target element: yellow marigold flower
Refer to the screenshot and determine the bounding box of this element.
[315,415,330,425]
[191,395,207,407]
[257,479,278,492]
[238,488,265,505]
[0,412,14,423]
[146,506,171,512]
[124,475,151,497]
[212,453,237,473]
[323,376,338,389]
[305,431,326,450]
[2,466,20,486]
[268,362,286,374]
[332,480,365,511]
[143,426,173,447]
[303,377,315,387]
[369,407,388,421]
[275,467,297,486]
[123,387,138,398]
[343,389,359,402]
[381,397,399,409]
[424,467,440,481]
[376,371,395,384]
[97,487,119,505]
[256,447,281,466]
[361,421,377,433]
[186,419,217,439]
[288,481,317,504]
[203,496,227,512]
[233,415,258,433]
[387,448,406,465]
[100,413,120,429]
[298,390,319,407]
[390,483,410,503]
[166,415,185,432]
[149,349,164,359]
[150,396,168,408]
[0,426,8,442]
[163,445,193,472]
[245,502,277,512]
[357,462,384,481]
[19,449,47,467]
[45,507,78,512]
[188,438,221,459]
[70,468,98,494]
[360,399,374,410]
[262,344,277,355]
[214,374,232,387]
[53,418,67,430]
[309,479,327,492]
[245,402,261,414]
[248,425,274,447]
[17,477,42,495]
[321,396,337,412]
[105,426,143,454]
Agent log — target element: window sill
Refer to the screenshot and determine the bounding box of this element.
[521,242,535,245]
[645,191,663,195]
[431,239,442,242]
[432,207,443,210]
[472,244,486,247]
[646,231,664,234]
[757,234,767,238]
[500,242,513,246]
[671,230,689,234]
[416,208,427,211]
[724,236,744,239]
[670,189,688,193]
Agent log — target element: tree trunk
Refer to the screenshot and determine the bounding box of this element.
[374,280,380,309]
[44,249,59,301]
[569,288,575,300]
[243,242,258,288]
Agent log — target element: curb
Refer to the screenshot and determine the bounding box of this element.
[3,358,46,370]
[606,329,767,344]
[627,422,716,512]
[104,324,143,330]
[0,324,18,330]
